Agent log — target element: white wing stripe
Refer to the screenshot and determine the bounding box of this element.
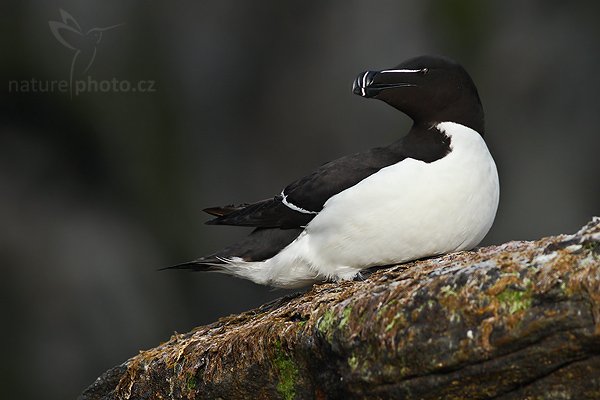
[281,191,319,214]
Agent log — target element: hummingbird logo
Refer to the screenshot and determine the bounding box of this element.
[49,9,123,95]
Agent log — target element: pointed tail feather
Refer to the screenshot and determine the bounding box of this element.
[159,260,223,272]
[203,203,250,217]
[163,228,303,271]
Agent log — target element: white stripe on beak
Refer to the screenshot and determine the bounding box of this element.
[361,71,370,96]
[379,69,423,74]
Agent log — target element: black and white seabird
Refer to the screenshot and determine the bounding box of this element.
[169,55,500,288]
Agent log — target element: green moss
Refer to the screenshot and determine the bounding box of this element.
[274,342,298,400]
[317,309,336,334]
[496,287,532,314]
[348,354,359,371]
[377,300,400,329]
[560,281,567,292]
[582,240,599,255]
[351,343,382,379]
[376,299,398,316]
[317,306,354,343]
[385,321,395,332]
[339,306,352,329]
[317,309,339,344]
[385,313,404,332]
[413,303,424,314]
[440,285,458,297]
[186,373,197,391]
[346,351,371,376]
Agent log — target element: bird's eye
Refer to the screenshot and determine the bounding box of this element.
[420,68,429,75]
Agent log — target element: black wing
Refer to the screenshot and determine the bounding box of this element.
[205,146,407,228]
[281,147,408,213]
[205,197,315,228]
[204,124,451,229]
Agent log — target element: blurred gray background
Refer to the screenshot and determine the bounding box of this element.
[1,1,599,399]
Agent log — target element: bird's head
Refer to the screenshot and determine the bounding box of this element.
[353,55,484,134]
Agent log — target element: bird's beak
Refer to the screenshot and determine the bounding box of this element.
[352,70,417,98]
[352,70,378,97]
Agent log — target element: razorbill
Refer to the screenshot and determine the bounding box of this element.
[169,55,500,288]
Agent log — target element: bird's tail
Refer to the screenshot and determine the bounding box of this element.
[161,227,309,287]
[161,256,274,285]
[159,258,225,272]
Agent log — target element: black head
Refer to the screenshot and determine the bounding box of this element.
[353,55,484,134]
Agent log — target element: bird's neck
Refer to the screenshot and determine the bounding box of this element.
[432,103,485,136]
[390,122,452,163]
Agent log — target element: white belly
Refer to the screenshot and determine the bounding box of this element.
[233,122,499,287]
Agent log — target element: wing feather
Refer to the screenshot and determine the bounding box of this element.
[205,146,407,228]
